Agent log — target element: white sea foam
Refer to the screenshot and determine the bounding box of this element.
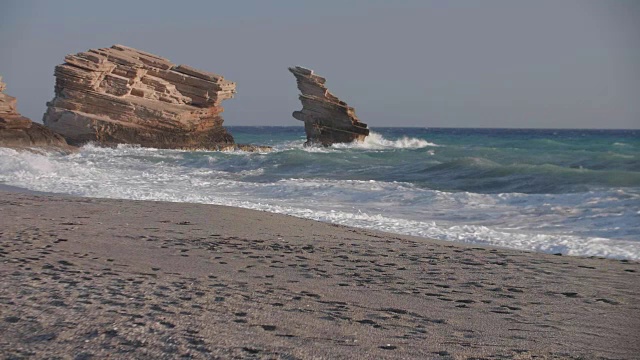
[1,146,639,260]
[333,132,439,149]
[238,168,265,177]
[269,132,438,152]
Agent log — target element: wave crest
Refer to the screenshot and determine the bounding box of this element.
[333,132,438,149]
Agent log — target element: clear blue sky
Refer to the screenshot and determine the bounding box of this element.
[1,0,638,128]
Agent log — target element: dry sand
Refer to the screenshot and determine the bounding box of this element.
[1,190,638,359]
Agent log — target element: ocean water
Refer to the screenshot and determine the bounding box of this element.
[1,126,639,260]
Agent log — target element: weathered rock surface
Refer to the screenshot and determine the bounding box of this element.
[289,66,369,146]
[0,76,72,151]
[43,45,262,151]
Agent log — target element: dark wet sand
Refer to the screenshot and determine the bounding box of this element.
[1,190,639,359]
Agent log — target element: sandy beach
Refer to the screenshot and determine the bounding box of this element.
[1,189,638,359]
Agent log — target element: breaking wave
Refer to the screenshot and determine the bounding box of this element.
[1,139,638,260]
[333,132,439,149]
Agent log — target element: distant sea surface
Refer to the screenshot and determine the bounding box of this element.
[1,126,639,260]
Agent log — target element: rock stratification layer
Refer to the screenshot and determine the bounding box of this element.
[43,45,240,150]
[0,76,71,151]
[289,66,368,146]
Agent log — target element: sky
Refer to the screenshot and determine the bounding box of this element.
[0,0,638,129]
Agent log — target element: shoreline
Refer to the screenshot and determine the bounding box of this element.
[3,181,637,262]
[0,183,66,196]
[1,190,639,358]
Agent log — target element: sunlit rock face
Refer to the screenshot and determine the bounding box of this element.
[43,44,240,150]
[0,75,71,151]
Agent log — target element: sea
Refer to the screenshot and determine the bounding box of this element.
[1,126,639,260]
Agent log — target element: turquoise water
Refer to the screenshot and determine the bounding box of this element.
[1,127,638,259]
[231,127,640,194]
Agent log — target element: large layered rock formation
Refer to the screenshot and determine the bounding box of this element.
[0,76,71,151]
[43,45,249,150]
[289,66,369,146]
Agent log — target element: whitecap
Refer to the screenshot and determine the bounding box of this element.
[333,132,439,150]
[613,142,630,147]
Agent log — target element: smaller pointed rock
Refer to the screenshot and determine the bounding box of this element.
[289,66,369,146]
